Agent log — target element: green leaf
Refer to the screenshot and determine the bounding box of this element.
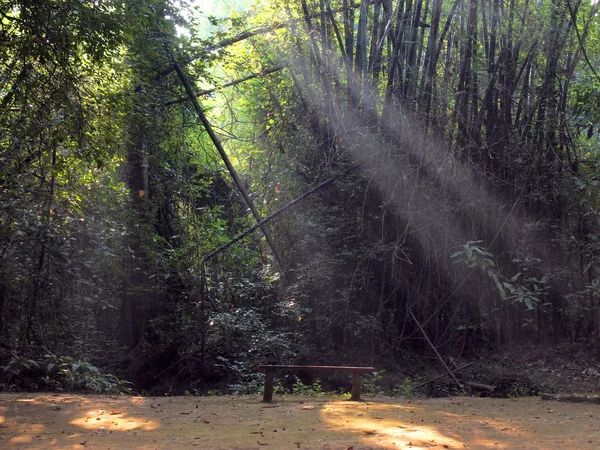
[465,244,473,258]
[503,282,516,294]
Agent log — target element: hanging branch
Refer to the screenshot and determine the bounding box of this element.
[165,65,284,106]
[150,26,286,83]
[149,2,370,85]
[171,61,285,271]
[201,169,351,264]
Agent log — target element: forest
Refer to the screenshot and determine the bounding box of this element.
[0,0,599,397]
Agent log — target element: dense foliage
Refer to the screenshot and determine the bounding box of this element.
[0,0,599,394]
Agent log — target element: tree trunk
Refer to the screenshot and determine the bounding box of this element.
[456,0,477,150]
[119,129,154,349]
[403,0,424,104]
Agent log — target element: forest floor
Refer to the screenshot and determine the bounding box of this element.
[1,392,600,449]
[472,342,600,395]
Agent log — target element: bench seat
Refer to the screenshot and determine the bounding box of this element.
[259,365,376,402]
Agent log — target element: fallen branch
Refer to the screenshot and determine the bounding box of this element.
[464,381,495,392]
[407,305,465,392]
[412,362,474,388]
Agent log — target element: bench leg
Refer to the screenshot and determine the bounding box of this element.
[263,368,274,402]
[350,371,362,401]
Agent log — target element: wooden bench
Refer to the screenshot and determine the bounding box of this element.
[259,365,376,402]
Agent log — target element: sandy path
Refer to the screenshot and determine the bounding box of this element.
[0,393,599,449]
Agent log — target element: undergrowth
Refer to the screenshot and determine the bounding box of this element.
[0,352,132,394]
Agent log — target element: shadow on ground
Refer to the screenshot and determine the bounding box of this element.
[1,393,599,449]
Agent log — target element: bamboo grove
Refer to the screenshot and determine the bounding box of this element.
[239,0,600,361]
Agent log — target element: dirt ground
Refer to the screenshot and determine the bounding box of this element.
[1,393,600,449]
